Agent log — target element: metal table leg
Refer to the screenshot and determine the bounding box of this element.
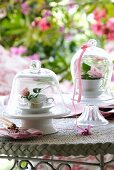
[100,154,104,170]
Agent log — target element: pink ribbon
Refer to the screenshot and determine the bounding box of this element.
[72,42,91,135]
[77,44,90,102]
[73,43,90,103]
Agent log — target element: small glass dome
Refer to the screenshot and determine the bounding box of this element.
[71,39,113,99]
[5,60,69,134]
[6,60,68,115]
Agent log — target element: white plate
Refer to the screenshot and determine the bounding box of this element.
[3,107,70,119]
[19,104,54,114]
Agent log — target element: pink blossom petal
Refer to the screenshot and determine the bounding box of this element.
[28,54,40,60]
[21,2,30,15]
[93,8,106,21]
[10,46,27,55]
[91,23,104,36]
[43,10,51,17]
[107,18,114,31]
[77,125,92,135]
[38,18,51,31]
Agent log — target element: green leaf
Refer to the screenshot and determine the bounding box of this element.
[33,88,41,93]
[82,63,91,73]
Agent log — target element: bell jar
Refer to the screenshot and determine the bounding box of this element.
[5,60,70,134]
[71,39,113,126]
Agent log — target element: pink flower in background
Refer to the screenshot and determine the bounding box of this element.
[28,53,40,60]
[43,10,51,17]
[59,26,65,33]
[111,72,114,82]
[0,45,29,95]
[107,31,114,41]
[91,22,104,36]
[10,46,27,55]
[93,8,106,21]
[105,43,114,53]
[31,18,51,31]
[91,8,114,42]
[65,32,74,41]
[102,27,110,35]
[21,2,30,15]
[67,0,77,12]
[31,20,36,27]
[38,18,51,31]
[106,18,114,31]
[91,21,114,41]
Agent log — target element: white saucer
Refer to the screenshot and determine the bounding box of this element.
[4,106,70,119]
[19,104,54,114]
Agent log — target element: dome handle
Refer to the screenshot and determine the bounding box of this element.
[88,39,97,46]
[30,60,41,73]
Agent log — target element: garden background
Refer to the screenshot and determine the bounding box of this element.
[0,0,114,95]
[0,0,114,169]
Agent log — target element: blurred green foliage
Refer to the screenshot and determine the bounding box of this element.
[0,0,114,82]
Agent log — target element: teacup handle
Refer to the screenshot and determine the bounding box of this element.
[46,97,54,104]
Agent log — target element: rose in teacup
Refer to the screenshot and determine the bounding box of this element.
[20,87,54,108]
[21,87,41,101]
[81,62,104,80]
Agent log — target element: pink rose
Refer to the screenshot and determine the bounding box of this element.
[88,67,103,78]
[21,88,29,97]
[94,56,105,61]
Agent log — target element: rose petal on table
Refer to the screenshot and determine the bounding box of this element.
[0,128,43,139]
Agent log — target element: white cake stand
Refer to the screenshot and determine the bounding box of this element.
[4,105,70,135]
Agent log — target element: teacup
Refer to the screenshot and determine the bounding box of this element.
[29,94,54,108]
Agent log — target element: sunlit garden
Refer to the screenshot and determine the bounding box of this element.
[0,0,114,91]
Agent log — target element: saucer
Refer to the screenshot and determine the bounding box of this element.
[19,104,54,114]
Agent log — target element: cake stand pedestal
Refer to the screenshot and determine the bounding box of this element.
[77,104,108,126]
[77,93,114,126]
[21,118,56,134]
[4,106,70,135]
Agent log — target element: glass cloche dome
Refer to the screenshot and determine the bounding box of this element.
[5,60,70,134]
[71,39,113,99]
[70,39,113,126]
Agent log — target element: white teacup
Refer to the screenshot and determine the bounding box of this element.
[29,94,54,108]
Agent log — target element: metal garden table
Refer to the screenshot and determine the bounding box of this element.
[0,118,114,170]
